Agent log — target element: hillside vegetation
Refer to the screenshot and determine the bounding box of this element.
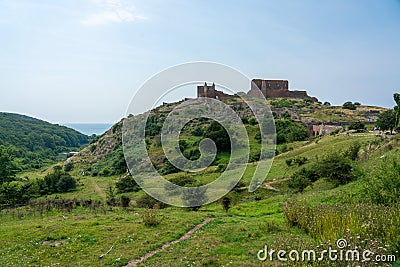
[0,96,399,266]
[0,112,89,170]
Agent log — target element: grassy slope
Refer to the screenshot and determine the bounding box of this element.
[2,133,399,266]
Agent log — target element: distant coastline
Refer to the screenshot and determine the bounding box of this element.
[63,123,113,136]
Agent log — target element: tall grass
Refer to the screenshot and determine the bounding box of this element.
[284,199,400,253]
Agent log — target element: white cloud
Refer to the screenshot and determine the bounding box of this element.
[81,0,147,26]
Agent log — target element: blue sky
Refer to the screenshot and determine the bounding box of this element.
[1,0,399,123]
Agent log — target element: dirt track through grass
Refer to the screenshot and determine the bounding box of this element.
[90,177,106,199]
[124,218,214,266]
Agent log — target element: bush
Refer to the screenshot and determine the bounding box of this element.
[329,128,341,135]
[293,156,308,166]
[204,121,230,152]
[192,127,203,136]
[105,185,117,206]
[115,175,140,193]
[41,167,77,194]
[275,120,308,144]
[221,196,231,212]
[342,101,356,110]
[120,195,131,208]
[136,193,168,209]
[348,121,365,130]
[343,141,361,161]
[288,167,319,193]
[56,174,77,193]
[141,208,160,226]
[182,187,207,211]
[248,118,257,125]
[63,162,74,172]
[315,153,354,185]
[160,160,180,175]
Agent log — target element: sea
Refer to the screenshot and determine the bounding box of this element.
[63,123,113,136]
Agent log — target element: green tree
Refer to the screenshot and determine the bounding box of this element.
[182,187,207,211]
[204,121,230,152]
[342,101,356,110]
[115,175,140,193]
[288,167,319,193]
[0,147,17,183]
[41,166,76,194]
[377,110,397,134]
[275,120,308,144]
[348,121,365,130]
[315,153,354,185]
[394,93,400,129]
[343,141,361,161]
[221,196,231,212]
[105,184,117,206]
[56,174,77,192]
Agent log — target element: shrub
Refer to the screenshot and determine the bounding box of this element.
[343,141,361,161]
[329,128,341,135]
[99,167,110,176]
[141,208,160,226]
[183,148,201,160]
[221,196,231,212]
[136,193,168,209]
[41,167,77,194]
[63,162,74,172]
[160,160,180,175]
[285,158,293,167]
[275,120,308,144]
[182,186,207,211]
[348,121,365,130]
[293,156,308,166]
[56,174,77,193]
[342,101,356,110]
[115,175,140,193]
[204,121,230,152]
[248,118,257,125]
[105,185,117,206]
[282,111,291,119]
[192,127,203,136]
[288,167,318,193]
[254,131,261,143]
[230,180,246,192]
[315,153,354,185]
[120,195,130,208]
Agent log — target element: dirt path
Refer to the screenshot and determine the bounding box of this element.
[265,178,290,192]
[90,177,106,199]
[124,218,214,267]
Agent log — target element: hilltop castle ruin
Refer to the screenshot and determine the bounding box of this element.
[197,82,237,101]
[249,79,318,102]
[197,79,318,102]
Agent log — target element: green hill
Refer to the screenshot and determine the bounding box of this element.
[0,98,399,266]
[0,112,89,170]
